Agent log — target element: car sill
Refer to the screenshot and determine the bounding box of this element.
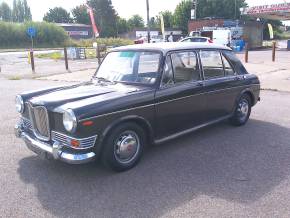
[154,115,232,144]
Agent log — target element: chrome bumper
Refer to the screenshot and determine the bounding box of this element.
[15,124,96,164]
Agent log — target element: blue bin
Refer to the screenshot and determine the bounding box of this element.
[287,40,290,50]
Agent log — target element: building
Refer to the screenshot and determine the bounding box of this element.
[56,23,93,40]
[188,19,264,48]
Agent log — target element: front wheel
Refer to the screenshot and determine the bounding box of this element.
[230,94,252,126]
[101,123,145,172]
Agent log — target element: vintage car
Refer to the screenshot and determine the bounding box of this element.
[15,43,260,172]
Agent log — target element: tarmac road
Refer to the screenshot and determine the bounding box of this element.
[1,78,290,218]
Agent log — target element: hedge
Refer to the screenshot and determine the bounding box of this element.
[0,21,69,49]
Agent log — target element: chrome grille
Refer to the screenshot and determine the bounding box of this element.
[51,131,97,149]
[27,103,50,141]
[21,117,33,130]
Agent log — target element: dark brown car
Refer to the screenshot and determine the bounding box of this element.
[15,42,260,172]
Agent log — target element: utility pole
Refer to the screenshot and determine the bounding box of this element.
[146,0,151,43]
[234,0,237,19]
[191,0,198,20]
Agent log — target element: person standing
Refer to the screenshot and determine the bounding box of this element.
[168,32,174,42]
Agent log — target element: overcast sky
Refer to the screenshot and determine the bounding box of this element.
[1,0,289,21]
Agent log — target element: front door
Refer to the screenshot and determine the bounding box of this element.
[155,51,206,140]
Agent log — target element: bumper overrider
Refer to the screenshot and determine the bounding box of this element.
[14,122,97,164]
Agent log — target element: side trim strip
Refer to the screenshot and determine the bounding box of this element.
[154,114,232,144]
[80,84,259,122]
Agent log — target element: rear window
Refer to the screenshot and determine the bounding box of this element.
[223,50,248,75]
[191,38,207,42]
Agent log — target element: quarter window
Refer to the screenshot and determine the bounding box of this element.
[200,50,224,80]
[222,55,235,76]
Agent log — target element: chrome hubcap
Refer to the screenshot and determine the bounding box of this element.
[238,99,249,120]
[114,131,140,164]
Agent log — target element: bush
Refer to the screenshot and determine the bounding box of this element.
[67,37,134,48]
[0,21,69,49]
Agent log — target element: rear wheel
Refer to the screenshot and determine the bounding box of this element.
[230,94,252,126]
[101,122,145,172]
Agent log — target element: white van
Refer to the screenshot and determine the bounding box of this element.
[189,29,231,46]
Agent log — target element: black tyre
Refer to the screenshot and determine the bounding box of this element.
[230,94,252,126]
[101,122,146,172]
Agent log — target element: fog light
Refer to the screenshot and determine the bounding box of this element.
[71,139,80,148]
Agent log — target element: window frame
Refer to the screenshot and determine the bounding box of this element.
[199,49,227,81]
[159,49,202,89]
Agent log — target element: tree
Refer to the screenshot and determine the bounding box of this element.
[43,7,72,23]
[12,0,32,22]
[128,14,145,29]
[196,0,247,19]
[23,0,32,21]
[159,11,174,28]
[87,0,118,37]
[116,17,129,35]
[0,2,12,21]
[173,0,192,33]
[72,4,90,24]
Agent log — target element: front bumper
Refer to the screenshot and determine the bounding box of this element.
[15,124,96,164]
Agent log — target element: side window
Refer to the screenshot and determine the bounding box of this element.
[161,56,174,87]
[200,50,224,80]
[223,50,248,75]
[221,55,235,76]
[171,51,200,83]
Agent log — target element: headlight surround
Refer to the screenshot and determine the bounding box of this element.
[63,109,77,133]
[15,95,24,113]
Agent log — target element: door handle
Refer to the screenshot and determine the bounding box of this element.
[197,81,204,86]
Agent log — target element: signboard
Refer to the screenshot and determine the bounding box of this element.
[67,31,89,36]
[27,27,36,38]
[244,3,290,15]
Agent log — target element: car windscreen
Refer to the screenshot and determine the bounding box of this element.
[95,51,161,85]
[191,38,207,42]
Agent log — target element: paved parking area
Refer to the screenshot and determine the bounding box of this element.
[0,78,290,217]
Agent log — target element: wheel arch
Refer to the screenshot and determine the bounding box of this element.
[98,115,154,151]
[238,88,255,106]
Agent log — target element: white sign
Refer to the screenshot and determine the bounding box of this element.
[67,31,89,36]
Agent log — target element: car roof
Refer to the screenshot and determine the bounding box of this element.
[111,42,231,54]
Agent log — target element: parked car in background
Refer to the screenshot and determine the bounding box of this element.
[15,43,260,172]
[189,29,231,46]
[180,36,213,44]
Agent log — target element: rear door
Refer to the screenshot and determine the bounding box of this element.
[200,49,241,121]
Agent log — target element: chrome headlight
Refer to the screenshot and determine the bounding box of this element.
[15,95,24,113]
[63,109,77,133]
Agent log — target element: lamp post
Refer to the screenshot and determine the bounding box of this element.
[146,0,151,43]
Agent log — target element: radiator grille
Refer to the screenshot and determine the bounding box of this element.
[27,103,50,141]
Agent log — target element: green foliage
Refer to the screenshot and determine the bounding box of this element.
[173,0,192,34]
[87,0,118,37]
[0,2,12,21]
[116,17,129,34]
[12,0,32,22]
[67,38,134,47]
[159,11,174,28]
[0,21,69,49]
[196,0,247,19]
[72,5,91,24]
[43,7,73,23]
[128,14,145,29]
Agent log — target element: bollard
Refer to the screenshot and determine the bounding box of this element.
[30,50,35,72]
[64,47,69,70]
[245,43,249,63]
[97,45,101,65]
[272,41,276,62]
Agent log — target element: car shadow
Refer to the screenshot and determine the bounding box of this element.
[17,119,290,217]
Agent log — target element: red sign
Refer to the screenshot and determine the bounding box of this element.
[245,3,290,14]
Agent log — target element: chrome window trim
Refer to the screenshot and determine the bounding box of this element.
[160,49,202,89]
